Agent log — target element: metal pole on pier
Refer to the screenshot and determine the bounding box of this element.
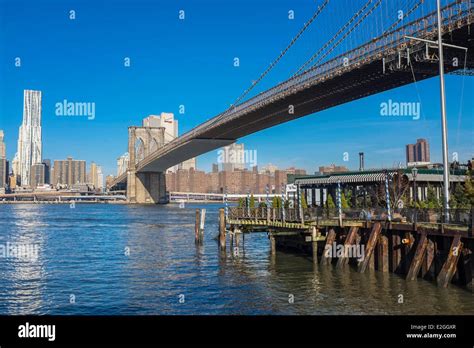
[224,186,228,220]
[436,0,450,222]
[385,171,392,222]
[404,2,469,222]
[337,180,342,227]
[281,183,286,223]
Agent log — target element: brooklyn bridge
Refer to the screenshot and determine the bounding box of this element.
[110,0,474,204]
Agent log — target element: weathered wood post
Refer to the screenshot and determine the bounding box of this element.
[219,208,226,250]
[336,226,359,269]
[195,209,200,243]
[406,233,428,280]
[199,209,206,241]
[195,209,206,244]
[358,223,382,273]
[377,233,389,273]
[321,228,336,265]
[391,233,402,273]
[234,228,240,248]
[421,238,435,280]
[311,226,318,264]
[270,234,276,255]
[437,235,463,288]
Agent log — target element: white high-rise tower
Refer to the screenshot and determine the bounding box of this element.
[15,90,42,186]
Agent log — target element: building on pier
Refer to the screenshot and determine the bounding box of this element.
[291,168,467,207]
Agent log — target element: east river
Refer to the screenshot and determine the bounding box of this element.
[0,203,472,315]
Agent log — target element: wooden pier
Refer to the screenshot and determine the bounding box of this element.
[222,207,474,290]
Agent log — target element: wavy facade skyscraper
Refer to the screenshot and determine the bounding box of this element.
[15,90,42,186]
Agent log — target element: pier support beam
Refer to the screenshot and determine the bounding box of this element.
[321,229,336,266]
[437,235,463,288]
[358,222,382,273]
[422,238,435,280]
[234,230,240,248]
[391,233,402,273]
[311,227,318,264]
[195,209,201,244]
[406,233,428,281]
[270,234,276,255]
[376,234,389,273]
[219,208,226,250]
[336,227,359,269]
[401,232,415,274]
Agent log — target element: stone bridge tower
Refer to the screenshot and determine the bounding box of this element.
[127,126,168,203]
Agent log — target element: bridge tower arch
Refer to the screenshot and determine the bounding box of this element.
[127,126,168,204]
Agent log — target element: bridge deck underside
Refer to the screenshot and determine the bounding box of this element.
[113,23,472,186]
[197,26,473,140]
[139,138,235,172]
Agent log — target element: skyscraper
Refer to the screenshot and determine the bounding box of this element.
[97,166,104,191]
[15,90,42,186]
[0,131,6,189]
[117,153,129,176]
[52,157,86,187]
[90,162,98,188]
[0,130,5,158]
[142,113,177,144]
[88,162,104,191]
[42,159,51,184]
[30,163,45,188]
[406,138,430,164]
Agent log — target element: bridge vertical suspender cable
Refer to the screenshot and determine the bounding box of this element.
[223,0,330,113]
[309,0,383,69]
[293,0,375,76]
[297,0,425,76]
[291,0,384,76]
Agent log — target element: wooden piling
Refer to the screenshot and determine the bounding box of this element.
[391,233,402,273]
[401,232,415,274]
[320,228,336,266]
[358,222,382,273]
[311,227,318,264]
[336,226,359,269]
[218,208,226,250]
[234,229,240,248]
[195,209,200,244]
[421,238,435,280]
[406,233,428,281]
[270,234,276,255]
[437,235,463,288]
[376,234,389,273]
[199,209,206,241]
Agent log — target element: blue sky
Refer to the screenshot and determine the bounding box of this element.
[0,0,472,176]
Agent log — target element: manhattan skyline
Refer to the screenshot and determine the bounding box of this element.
[0,0,473,177]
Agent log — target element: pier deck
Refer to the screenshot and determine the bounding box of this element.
[222,207,474,290]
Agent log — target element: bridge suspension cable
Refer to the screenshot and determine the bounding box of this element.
[307,0,383,70]
[296,0,425,76]
[293,0,375,77]
[384,0,424,34]
[224,0,330,112]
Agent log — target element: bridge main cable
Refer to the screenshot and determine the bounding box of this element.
[293,0,376,77]
[299,0,425,75]
[309,0,383,70]
[224,0,330,114]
